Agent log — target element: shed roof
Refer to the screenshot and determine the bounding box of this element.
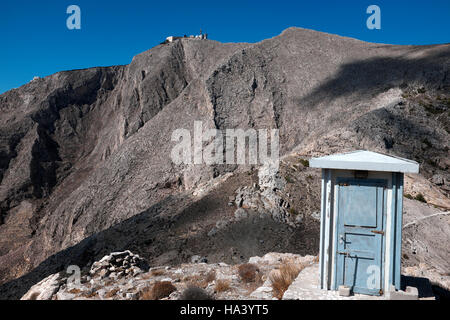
[310,150,419,173]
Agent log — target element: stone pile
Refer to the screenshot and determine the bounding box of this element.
[90,250,150,280]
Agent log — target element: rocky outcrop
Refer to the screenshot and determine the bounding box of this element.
[233,163,297,226]
[20,273,61,300]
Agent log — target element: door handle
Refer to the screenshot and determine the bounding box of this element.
[371,230,384,235]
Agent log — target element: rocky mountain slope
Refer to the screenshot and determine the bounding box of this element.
[0,27,449,299]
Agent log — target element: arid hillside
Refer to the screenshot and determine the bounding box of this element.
[0,27,449,299]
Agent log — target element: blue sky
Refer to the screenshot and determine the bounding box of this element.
[0,0,449,94]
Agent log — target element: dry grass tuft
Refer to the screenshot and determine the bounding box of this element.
[140,268,166,280]
[205,269,217,283]
[82,291,98,298]
[150,269,166,277]
[245,273,264,294]
[139,281,177,300]
[238,263,260,283]
[214,279,231,293]
[68,288,81,294]
[103,279,115,287]
[183,271,218,289]
[183,274,207,288]
[269,263,305,299]
[104,288,119,298]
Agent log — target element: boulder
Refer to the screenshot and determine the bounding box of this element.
[431,174,446,186]
[21,273,61,300]
[234,208,248,220]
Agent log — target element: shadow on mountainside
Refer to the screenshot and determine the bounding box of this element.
[296,47,450,109]
[350,106,448,157]
[0,172,320,300]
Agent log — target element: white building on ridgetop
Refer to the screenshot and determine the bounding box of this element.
[166,32,207,43]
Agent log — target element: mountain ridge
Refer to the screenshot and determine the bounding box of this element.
[0,27,449,299]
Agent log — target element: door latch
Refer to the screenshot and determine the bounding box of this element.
[371,230,385,235]
[338,251,350,257]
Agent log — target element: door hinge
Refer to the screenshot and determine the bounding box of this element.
[371,230,385,235]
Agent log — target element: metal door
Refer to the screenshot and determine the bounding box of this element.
[335,178,386,295]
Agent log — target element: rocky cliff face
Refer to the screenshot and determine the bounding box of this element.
[0,28,449,299]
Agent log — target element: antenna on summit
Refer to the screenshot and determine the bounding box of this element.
[199,28,208,40]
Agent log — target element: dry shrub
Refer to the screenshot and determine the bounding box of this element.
[180,286,214,300]
[140,281,176,300]
[215,279,231,293]
[269,263,304,299]
[152,281,177,300]
[29,292,40,300]
[238,263,259,283]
